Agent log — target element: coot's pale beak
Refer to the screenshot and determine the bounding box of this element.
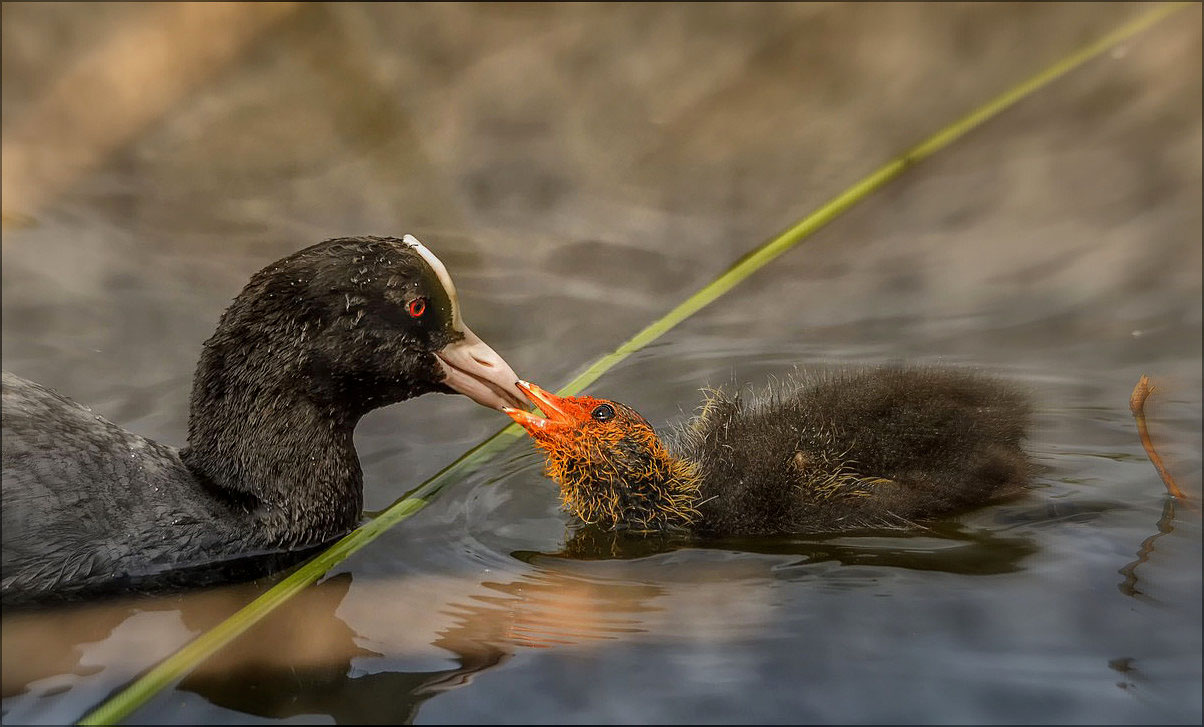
[436,327,528,410]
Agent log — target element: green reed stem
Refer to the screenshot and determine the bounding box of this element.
[78,4,1187,724]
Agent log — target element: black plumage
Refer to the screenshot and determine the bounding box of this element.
[3,236,525,606]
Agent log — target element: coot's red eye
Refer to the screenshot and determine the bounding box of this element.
[407,297,427,318]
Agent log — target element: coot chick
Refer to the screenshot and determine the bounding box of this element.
[2,235,527,605]
[504,367,1031,535]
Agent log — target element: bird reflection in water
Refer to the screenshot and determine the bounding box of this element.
[175,521,1040,723]
[528,520,1040,575]
[176,569,665,723]
[1,512,1042,724]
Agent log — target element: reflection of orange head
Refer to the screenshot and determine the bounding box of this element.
[504,381,700,530]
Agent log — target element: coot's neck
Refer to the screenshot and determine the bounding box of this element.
[180,339,370,547]
[553,434,702,531]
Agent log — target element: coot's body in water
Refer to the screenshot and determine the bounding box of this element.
[2,235,527,606]
[505,367,1031,535]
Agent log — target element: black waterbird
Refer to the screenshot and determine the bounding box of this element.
[2,235,527,605]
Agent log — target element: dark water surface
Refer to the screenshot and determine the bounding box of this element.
[2,4,1200,724]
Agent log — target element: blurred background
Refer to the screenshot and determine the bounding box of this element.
[2,3,1201,724]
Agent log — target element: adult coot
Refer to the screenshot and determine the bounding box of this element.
[504,367,1031,535]
[2,235,527,605]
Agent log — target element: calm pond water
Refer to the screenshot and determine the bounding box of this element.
[2,4,1200,724]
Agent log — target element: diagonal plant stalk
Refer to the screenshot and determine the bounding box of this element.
[78,4,1188,724]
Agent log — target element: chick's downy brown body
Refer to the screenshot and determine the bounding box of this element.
[679,367,1031,535]
[507,366,1032,537]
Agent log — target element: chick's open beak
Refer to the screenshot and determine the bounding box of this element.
[503,380,575,432]
[436,327,528,410]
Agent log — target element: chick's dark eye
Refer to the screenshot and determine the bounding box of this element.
[407,297,427,318]
[591,404,615,422]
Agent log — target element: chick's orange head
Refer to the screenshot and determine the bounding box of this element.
[504,380,701,529]
[502,381,656,456]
